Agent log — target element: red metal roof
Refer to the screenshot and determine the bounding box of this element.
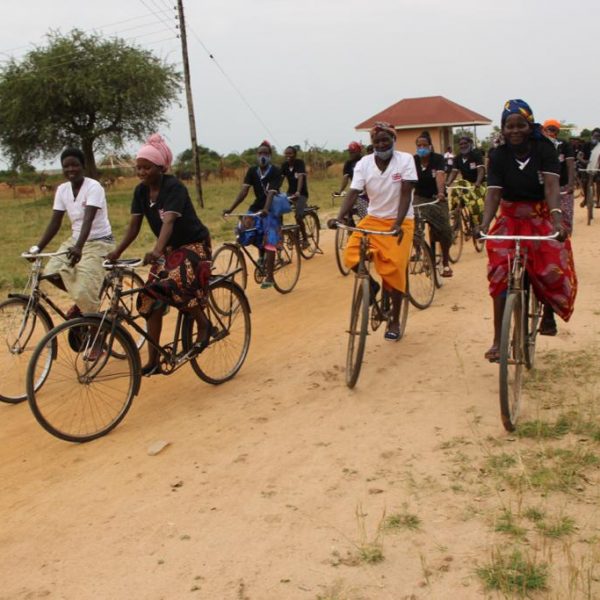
[355,95,492,131]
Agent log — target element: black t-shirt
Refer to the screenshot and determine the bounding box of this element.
[280,158,309,198]
[487,139,560,202]
[413,152,445,198]
[454,149,485,183]
[131,175,209,248]
[555,140,575,186]
[343,158,361,179]
[243,165,283,212]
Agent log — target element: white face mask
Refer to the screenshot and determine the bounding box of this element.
[374,147,393,160]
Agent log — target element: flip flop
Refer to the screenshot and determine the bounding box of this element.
[384,327,400,342]
[484,346,500,362]
[441,266,453,278]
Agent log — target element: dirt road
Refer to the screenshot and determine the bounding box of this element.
[1,210,599,599]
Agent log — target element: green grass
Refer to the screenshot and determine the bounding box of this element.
[477,549,549,596]
[535,515,576,539]
[494,509,527,538]
[0,173,342,292]
[384,511,421,531]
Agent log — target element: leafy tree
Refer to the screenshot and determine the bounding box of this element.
[0,29,181,177]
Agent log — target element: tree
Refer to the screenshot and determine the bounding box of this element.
[0,29,181,177]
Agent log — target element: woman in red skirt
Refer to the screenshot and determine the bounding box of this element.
[479,99,577,362]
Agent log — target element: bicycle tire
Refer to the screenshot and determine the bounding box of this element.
[524,281,542,370]
[299,211,320,259]
[408,240,436,310]
[499,292,525,432]
[99,268,147,356]
[346,276,369,389]
[398,290,409,339]
[335,227,351,276]
[448,207,464,264]
[27,316,140,442]
[211,244,248,290]
[430,240,444,289]
[0,296,54,404]
[185,280,251,384]
[273,229,301,294]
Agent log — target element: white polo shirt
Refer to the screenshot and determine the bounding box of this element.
[350,151,417,219]
[53,177,112,240]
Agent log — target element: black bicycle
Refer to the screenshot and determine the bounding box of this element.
[0,250,144,404]
[212,213,301,293]
[332,221,409,388]
[25,259,251,442]
[290,197,322,259]
[448,185,485,253]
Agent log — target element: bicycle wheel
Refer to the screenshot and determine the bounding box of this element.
[0,297,54,404]
[27,317,140,442]
[299,211,320,259]
[408,241,435,310]
[211,244,248,290]
[448,207,464,264]
[471,215,485,252]
[99,269,147,355]
[273,229,301,293]
[185,280,251,384]
[346,276,370,389]
[335,227,351,276]
[398,290,409,339]
[524,281,542,370]
[499,293,525,432]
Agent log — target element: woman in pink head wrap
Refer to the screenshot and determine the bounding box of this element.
[107,134,212,376]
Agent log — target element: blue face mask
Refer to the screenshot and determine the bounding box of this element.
[416,147,431,157]
[258,155,271,167]
[374,147,393,160]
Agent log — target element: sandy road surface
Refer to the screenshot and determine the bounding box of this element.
[1,210,599,599]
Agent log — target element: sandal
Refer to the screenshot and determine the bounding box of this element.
[539,318,558,336]
[484,345,500,363]
[441,266,453,278]
[260,280,274,289]
[384,325,400,342]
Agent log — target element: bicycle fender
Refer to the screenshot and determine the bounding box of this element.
[7,294,57,358]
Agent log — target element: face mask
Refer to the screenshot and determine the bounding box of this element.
[258,155,271,167]
[374,147,393,160]
[459,145,471,155]
[592,138,599,147]
[416,147,431,158]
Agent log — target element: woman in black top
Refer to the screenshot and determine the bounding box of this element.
[107,134,211,375]
[281,145,309,246]
[413,132,454,276]
[479,100,577,361]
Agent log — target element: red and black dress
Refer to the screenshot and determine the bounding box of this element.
[486,139,577,321]
[131,175,212,316]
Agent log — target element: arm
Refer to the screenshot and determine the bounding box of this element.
[446,168,459,186]
[475,165,485,187]
[479,187,502,233]
[35,210,64,251]
[262,189,277,215]
[295,173,306,197]
[566,157,575,193]
[337,174,350,194]
[146,212,177,262]
[225,184,250,214]
[543,173,565,239]
[106,214,143,261]
[435,170,446,200]
[393,181,413,234]
[67,205,100,265]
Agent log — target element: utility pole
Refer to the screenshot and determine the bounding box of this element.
[176,0,203,208]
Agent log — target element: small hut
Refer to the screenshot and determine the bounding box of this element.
[355,95,492,153]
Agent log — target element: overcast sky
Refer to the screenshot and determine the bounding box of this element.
[1,0,599,166]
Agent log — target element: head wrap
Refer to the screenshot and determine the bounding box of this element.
[458,135,473,144]
[347,141,362,153]
[501,99,543,139]
[258,140,272,154]
[370,122,396,141]
[136,133,173,170]
[60,147,85,167]
[543,119,561,130]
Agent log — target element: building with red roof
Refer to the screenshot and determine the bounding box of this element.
[355,95,492,154]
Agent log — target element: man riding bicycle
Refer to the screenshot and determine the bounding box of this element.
[330,122,416,341]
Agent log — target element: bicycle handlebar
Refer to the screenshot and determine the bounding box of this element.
[102,258,143,269]
[334,221,399,236]
[479,232,559,241]
[413,198,441,209]
[21,250,68,259]
[223,212,261,218]
[331,192,346,197]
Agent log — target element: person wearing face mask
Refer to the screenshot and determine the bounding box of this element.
[225,141,283,288]
[280,145,309,247]
[478,99,577,360]
[543,119,575,233]
[329,122,417,341]
[447,135,486,227]
[413,131,454,277]
[580,128,600,209]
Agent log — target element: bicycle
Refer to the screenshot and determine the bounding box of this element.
[332,192,370,276]
[448,185,485,253]
[331,221,409,389]
[25,258,251,442]
[289,197,322,259]
[408,198,438,309]
[480,232,558,432]
[211,213,301,294]
[584,168,600,226]
[0,250,144,404]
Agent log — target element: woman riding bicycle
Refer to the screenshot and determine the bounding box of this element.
[280,145,309,247]
[413,131,454,278]
[224,141,283,289]
[106,134,212,376]
[332,122,416,341]
[335,141,369,219]
[479,99,577,362]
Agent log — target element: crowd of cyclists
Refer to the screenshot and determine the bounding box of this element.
[18,97,599,383]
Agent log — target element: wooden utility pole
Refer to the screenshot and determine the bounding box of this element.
[176,0,204,208]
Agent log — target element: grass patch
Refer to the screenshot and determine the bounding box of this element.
[494,509,527,538]
[384,511,421,531]
[477,548,549,596]
[535,515,576,539]
[523,507,545,523]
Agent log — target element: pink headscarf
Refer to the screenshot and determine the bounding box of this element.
[136,133,173,170]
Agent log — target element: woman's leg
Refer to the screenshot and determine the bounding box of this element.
[264,249,275,283]
[144,309,163,370]
[485,295,505,360]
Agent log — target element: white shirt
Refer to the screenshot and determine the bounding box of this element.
[587,144,600,173]
[53,177,112,240]
[350,151,417,219]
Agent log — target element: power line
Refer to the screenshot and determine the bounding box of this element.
[138,0,176,32]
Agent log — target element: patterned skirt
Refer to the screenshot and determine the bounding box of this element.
[449,179,486,224]
[486,201,577,322]
[137,240,212,317]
